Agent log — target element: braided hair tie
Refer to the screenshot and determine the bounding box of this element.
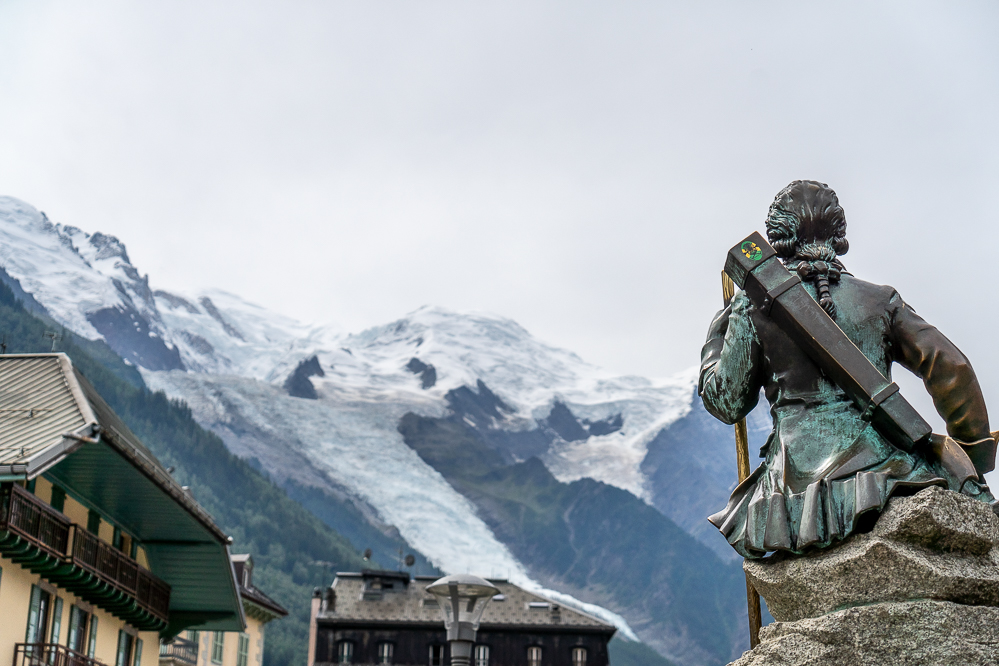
[794,260,842,318]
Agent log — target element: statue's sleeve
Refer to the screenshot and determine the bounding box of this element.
[698,292,763,424]
[889,292,990,442]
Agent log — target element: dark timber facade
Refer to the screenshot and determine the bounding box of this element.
[308,571,615,666]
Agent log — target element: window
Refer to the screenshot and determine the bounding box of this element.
[186,631,199,643]
[25,585,51,643]
[337,641,353,664]
[527,646,542,666]
[211,632,224,664]
[87,510,101,535]
[377,642,393,664]
[571,647,587,666]
[133,639,144,666]
[87,615,99,658]
[50,598,64,645]
[67,606,91,653]
[428,645,443,666]
[474,645,489,666]
[50,486,66,513]
[115,630,134,666]
[237,634,249,666]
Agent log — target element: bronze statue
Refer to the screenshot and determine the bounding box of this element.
[701,180,998,559]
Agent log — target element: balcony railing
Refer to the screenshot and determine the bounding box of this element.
[0,483,170,629]
[13,643,105,666]
[159,638,199,666]
[0,483,71,559]
[70,527,171,620]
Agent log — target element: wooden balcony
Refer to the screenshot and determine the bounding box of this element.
[0,481,72,561]
[13,643,105,666]
[0,483,171,631]
[70,526,172,621]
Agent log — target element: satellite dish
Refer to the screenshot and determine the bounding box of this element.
[363,548,372,561]
[404,554,416,567]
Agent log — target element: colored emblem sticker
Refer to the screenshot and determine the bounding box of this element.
[741,241,763,261]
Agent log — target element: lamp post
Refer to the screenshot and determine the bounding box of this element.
[426,574,500,666]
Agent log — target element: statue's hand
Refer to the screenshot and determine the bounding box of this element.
[926,433,980,486]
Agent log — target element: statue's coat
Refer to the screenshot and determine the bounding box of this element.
[700,274,989,558]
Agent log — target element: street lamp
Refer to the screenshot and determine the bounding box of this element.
[426,574,500,666]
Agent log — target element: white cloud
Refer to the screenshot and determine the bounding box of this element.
[1,0,998,412]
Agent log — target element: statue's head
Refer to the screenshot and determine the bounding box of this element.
[766,181,847,317]
[765,180,848,261]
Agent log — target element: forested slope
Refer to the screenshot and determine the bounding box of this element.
[0,280,368,666]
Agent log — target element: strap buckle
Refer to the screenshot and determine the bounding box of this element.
[761,275,801,315]
[861,383,900,421]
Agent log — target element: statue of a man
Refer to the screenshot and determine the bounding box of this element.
[700,180,997,559]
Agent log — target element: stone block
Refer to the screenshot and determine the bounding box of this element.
[744,486,999,623]
[729,600,999,666]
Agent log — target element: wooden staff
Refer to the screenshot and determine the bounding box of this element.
[721,271,763,649]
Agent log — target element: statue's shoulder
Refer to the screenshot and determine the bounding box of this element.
[840,273,897,297]
[838,273,900,311]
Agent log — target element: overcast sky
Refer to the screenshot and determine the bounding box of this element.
[1,1,998,428]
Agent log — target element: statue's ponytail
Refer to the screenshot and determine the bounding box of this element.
[765,181,848,319]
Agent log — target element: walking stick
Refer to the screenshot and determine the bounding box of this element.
[721,271,763,649]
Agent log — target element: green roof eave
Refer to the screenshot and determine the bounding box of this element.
[45,438,245,635]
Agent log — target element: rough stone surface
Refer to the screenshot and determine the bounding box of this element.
[729,600,999,666]
[744,486,999,623]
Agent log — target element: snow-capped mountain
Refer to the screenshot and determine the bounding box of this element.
[0,196,706,505]
[0,196,756,665]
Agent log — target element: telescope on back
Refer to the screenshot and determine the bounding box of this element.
[724,231,934,454]
[726,231,999,482]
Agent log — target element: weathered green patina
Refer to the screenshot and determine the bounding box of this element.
[701,181,997,559]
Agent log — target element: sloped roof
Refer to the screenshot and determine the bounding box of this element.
[321,571,614,633]
[231,554,288,620]
[0,354,90,467]
[0,354,225,541]
[0,353,244,633]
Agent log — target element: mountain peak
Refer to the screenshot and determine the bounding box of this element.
[87,231,131,264]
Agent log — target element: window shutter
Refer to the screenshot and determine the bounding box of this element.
[50,598,64,645]
[133,638,144,666]
[25,585,42,643]
[87,615,99,658]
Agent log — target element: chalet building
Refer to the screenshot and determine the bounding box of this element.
[0,354,244,666]
[308,570,615,666]
[159,555,287,666]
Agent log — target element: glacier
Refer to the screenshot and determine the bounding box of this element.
[0,195,719,643]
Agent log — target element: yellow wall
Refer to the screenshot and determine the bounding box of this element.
[0,553,159,666]
[246,615,265,666]
[188,615,266,666]
[0,551,35,658]
[62,494,89,528]
[34,477,53,504]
